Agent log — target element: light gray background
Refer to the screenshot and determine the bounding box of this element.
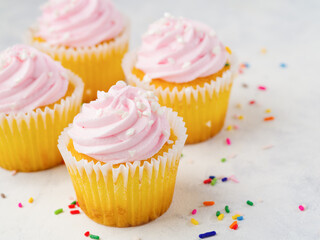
[0,0,320,239]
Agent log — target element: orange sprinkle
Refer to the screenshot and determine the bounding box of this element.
[264,116,275,121]
[225,46,232,54]
[229,221,238,229]
[203,201,215,206]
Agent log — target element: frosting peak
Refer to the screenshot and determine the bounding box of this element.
[135,14,228,83]
[68,81,170,164]
[0,45,69,114]
[36,0,124,47]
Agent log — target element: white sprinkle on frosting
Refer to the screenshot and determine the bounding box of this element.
[212,46,221,55]
[96,109,103,117]
[176,36,184,43]
[151,102,159,112]
[48,72,53,77]
[182,62,191,69]
[143,74,151,83]
[148,120,154,126]
[128,150,136,157]
[167,58,175,64]
[136,101,146,111]
[142,110,151,117]
[126,128,135,136]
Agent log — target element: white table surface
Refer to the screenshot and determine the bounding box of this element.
[1,0,319,239]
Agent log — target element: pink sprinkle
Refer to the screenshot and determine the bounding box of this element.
[228,153,237,159]
[299,205,305,211]
[229,175,239,183]
[262,144,274,150]
[249,100,255,105]
[191,209,197,215]
[233,125,239,130]
[226,138,231,145]
[258,85,267,90]
[11,170,17,176]
[18,203,23,208]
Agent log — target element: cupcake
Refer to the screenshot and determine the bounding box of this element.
[28,0,129,103]
[0,45,84,172]
[123,14,237,144]
[58,81,187,227]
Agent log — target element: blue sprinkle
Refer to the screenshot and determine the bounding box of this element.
[199,231,216,239]
[244,63,250,68]
[209,176,215,179]
[237,216,244,221]
[221,177,228,182]
[280,63,287,68]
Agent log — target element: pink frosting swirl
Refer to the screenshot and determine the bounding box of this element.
[135,14,228,83]
[68,81,170,164]
[36,0,124,47]
[0,45,69,114]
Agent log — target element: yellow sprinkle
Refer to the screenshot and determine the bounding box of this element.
[261,48,267,54]
[226,125,233,131]
[232,214,240,220]
[190,218,199,225]
[265,109,271,113]
[217,213,224,221]
[225,46,232,54]
[236,103,242,109]
[28,197,34,203]
[238,115,244,120]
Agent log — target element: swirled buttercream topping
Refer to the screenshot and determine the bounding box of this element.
[68,81,170,164]
[0,45,69,114]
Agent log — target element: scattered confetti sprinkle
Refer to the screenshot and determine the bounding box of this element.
[238,115,244,120]
[216,211,221,217]
[209,176,215,179]
[233,125,239,130]
[192,209,197,215]
[225,63,230,67]
[229,175,239,183]
[11,170,17,176]
[191,218,199,225]
[232,223,239,230]
[261,48,267,54]
[262,144,274,150]
[225,46,232,54]
[226,138,231,145]
[236,103,242,108]
[265,109,271,113]
[237,216,244,221]
[199,231,216,239]
[229,221,237,229]
[210,178,217,186]
[239,68,243,74]
[84,231,90,237]
[242,83,248,88]
[249,100,255,105]
[225,205,230,213]
[1,193,6,198]
[222,177,228,182]
[221,158,227,163]
[299,205,305,211]
[264,116,275,121]
[246,200,254,206]
[54,208,63,215]
[244,63,250,68]
[280,63,287,68]
[258,85,267,90]
[203,178,212,184]
[28,197,34,203]
[68,204,76,209]
[89,234,100,240]
[18,203,23,208]
[76,201,80,207]
[181,153,184,157]
[232,214,240,220]
[226,125,232,131]
[70,200,77,205]
[217,213,224,221]
[70,210,80,215]
[203,201,215,206]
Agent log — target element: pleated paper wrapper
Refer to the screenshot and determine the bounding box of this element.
[27,20,130,103]
[58,107,187,227]
[122,51,238,144]
[0,71,84,172]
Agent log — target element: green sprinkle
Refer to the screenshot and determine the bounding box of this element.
[90,234,100,240]
[54,208,63,215]
[225,63,230,67]
[70,200,77,205]
[247,200,254,206]
[225,205,230,213]
[221,158,227,162]
[181,153,184,157]
[216,211,221,217]
[210,178,217,186]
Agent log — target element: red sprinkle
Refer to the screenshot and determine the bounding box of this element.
[76,201,79,207]
[258,85,267,90]
[68,204,76,209]
[226,138,231,145]
[203,178,212,184]
[249,100,255,105]
[229,221,238,229]
[84,231,90,237]
[203,201,215,206]
[70,210,80,215]
[232,223,239,230]
[264,116,275,121]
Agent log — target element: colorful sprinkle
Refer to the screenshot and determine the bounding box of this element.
[264,116,275,121]
[28,197,34,203]
[229,175,239,183]
[225,46,232,54]
[222,177,228,182]
[209,176,215,179]
[244,63,250,68]
[1,193,6,198]
[232,214,240,220]
[84,231,90,237]
[76,201,80,207]
[262,144,274,150]
[249,100,255,105]
[203,201,215,206]
[237,216,244,221]
[203,178,212,184]
[226,125,232,131]
[181,153,184,157]
[261,48,267,54]
[258,85,267,90]
[11,170,17,176]
[199,231,216,239]
[70,200,77,205]
[238,68,243,74]
[232,223,238,230]
[217,213,224,221]
[299,205,305,211]
[191,218,199,225]
[69,204,76,209]
[242,83,248,88]
[18,203,23,208]
[236,103,242,108]
[246,200,254,206]
[70,210,80,215]
[225,205,230,213]
[89,234,100,240]
[233,125,239,130]
[221,158,227,163]
[229,221,237,229]
[210,178,217,186]
[280,63,287,68]
[226,138,231,145]
[192,209,197,215]
[225,63,230,67]
[265,109,271,113]
[238,115,244,120]
[216,211,221,217]
[54,208,63,215]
